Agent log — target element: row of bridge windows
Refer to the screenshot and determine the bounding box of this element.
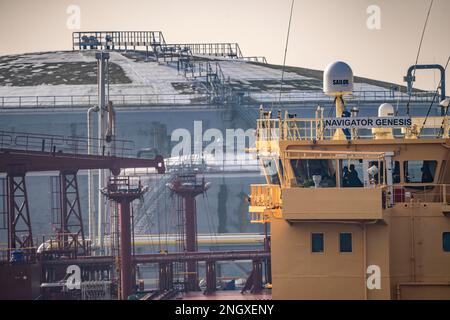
[311,232,450,253]
[288,159,438,188]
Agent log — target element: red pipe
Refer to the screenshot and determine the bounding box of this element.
[119,200,133,300]
[184,195,198,290]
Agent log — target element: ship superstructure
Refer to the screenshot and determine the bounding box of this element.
[249,61,450,299]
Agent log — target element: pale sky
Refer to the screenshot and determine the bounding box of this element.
[0,0,449,92]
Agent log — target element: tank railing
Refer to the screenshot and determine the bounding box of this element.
[72,31,166,50]
[0,90,441,109]
[242,56,268,64]
[0,130,136,158]
[249,90,441,103]
[0,93,210,109]
[166,43,243,58]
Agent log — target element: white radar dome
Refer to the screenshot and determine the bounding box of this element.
[323,61,354,96]
[378,103,394,117]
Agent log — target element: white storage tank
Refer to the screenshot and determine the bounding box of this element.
[323,61,354,96]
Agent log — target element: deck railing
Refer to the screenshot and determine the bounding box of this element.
[249,183,450,223]
[256,116,450,142]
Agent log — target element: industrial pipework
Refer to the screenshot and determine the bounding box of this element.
[404,64,446,114]
[95,51,110,253]
[87,105,99,244]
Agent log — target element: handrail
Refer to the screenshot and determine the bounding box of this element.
[242,56,268,64]
[393,184,450,204]
[250,90,441,103]
[0,93,210,109]
[0,90,442,110]
[164,43,243,58]
[72,31,166,50]
[256,116,450,141]
[0,130,136,158]
[249,183,450,210]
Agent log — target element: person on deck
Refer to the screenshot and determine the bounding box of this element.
[342,166,350,187]
[348,164,363,187]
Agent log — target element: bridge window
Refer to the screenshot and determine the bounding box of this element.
[311,233,324,253]
[291,159,336,188]
[404,160,437,183]
[444,232,450,252]
[339,233,352,253]
[393,161,400,184]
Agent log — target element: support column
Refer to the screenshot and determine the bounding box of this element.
[159,262,174,292]
[6,173,33,257]
[264,223,272,285]
[103,176,144,300]
[184,195,199,291]
[59,171,86,255]
[205,261,216,295]
[168,175,209,292]
[118,200,133,300]
[251,260,263,294]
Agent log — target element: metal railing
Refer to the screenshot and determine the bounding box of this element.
[250,90,441,103]
[242,56,268,64]
[0,93,211,109]
[393,184,450,204]
[167,43,243,58]
[248,183,450,224]
[106,175,144,194]
[256,116,450,142]
[72,31,166,51]
[0,130,136,158]
[249,184,282,223]
[250,184,281,208]
[0,90,441,110]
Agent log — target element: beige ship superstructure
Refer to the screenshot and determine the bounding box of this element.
[249,61,450,299]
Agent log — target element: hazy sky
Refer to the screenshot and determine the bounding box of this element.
[0,0,449,92]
